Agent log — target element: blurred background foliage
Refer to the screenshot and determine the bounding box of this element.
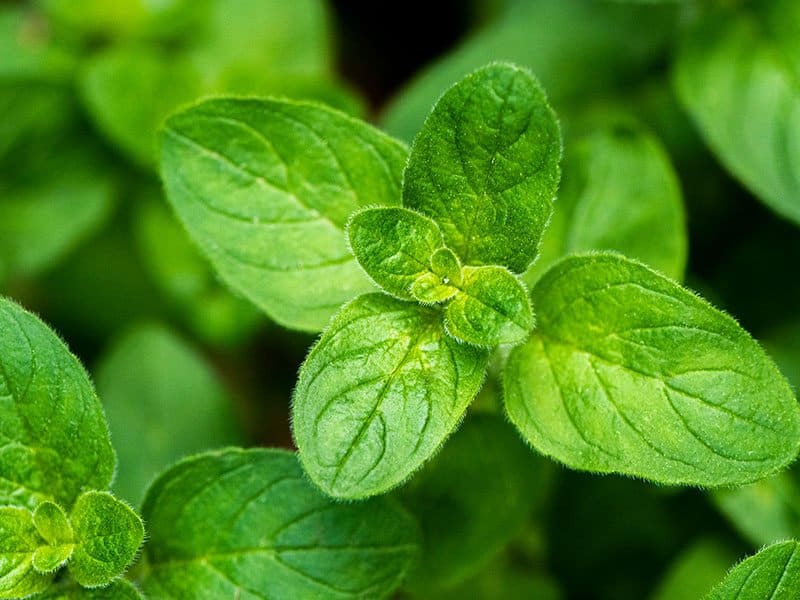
[1,0,799,598]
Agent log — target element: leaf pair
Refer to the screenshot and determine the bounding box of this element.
[348,207,533,347]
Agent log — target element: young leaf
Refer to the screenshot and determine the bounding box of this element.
[0,297,115,509]
[444,266,533,347]
[347,207,444,300]
[0,507,51,598]
[68,491,144,588]
[401,414,548,593]
[293,293,489,499]
[141,448,419,599]
[523,119,686,285]
[674,1,800,225]
[38,578,144,599]
[403,62,561,274]
[504,253,800,487]
[94,323,243,506]
[32,501,74,573]
[705,540,800,599]
[159,97,408,332]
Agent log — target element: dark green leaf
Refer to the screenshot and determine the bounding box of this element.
[293,293,489,498]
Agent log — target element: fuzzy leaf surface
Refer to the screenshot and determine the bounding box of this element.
[141,448,419,599]
[32,501,73,573]
[674,1,800,225]
[705,541,800,599]
[0,297,115,509]
[0,507,51,598]
[505,253,800,486]
[347,207,444,300]
[524,119,686,284]
[293,293,489,498]
[38,578,144,599]
[68,492,144,588]
[160,98,408,331]
[402,63,561,273]
[444,266,533,347]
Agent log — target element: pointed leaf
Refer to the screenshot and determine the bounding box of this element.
[68,492,144,588]
[0,507,51,598]
[141,448,419,600]
[293,293,489,498]
[0,297,115,509]
[444,266,533,347]
[674,1,800,225]
[705,541,800,600]
[402,62,561,273]
[347,207,444,300]
[160,97,408,331]
[505,253,800,486]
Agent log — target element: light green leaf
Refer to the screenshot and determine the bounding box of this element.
[650,538,736,600]
[523,119,686,285]
[141,448,419,600]
[33,544,72,574]
[403,62,561,274]
[505,253,800,486]
[38,578,144,599]
[711,471,800,548]
[444,265,533,347]
[95,323,243,506]
[159,97,408,332]
[0,507,51,598]
[348,207,445,300]
[674,1,800,225]
[409,248,463,304]
[0,297,115,509]
[32,502,74,572]
[401,414,547,593]
[705,540,800,599]
[430,247,462,286]
[68,491,144,588]
[293,293,489,499]
[81,47,202,168]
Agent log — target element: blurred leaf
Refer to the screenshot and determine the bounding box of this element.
[133,196,263,346]
[674,0,800,225]
[401,414,553,593]
[649,538,737,600]
[382,0,679,141]
[95,323,243,506]
[524,118,686,285]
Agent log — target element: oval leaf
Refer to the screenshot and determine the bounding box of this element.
[32,544,73,575]
[0,297,115,509]
[68,491,144,588]
[33,502,73,547]
[445,266,533,347]
[141,448,419,600]
[347,207,444,300]
[402,62,561,273]
[674,2,800,225]
[505,253,800,486]
[0,507,51,597]
[159,97,408,332]
[293,293,489,498]
[705,540,800,600]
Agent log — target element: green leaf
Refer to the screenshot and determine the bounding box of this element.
[81,47,202,168]
[674,1,800,225]
[401,414,547,593]
[293,293,489,499]
[403,62,561,274]
[68,491,144,588]
[705,540,800,599]
[523,119,686,285]
[159,97,408,332]
[0,297,115,509]
[444,266,533,347]
[711,471,800,548]
[38,578,144,599]
[0,507,51,598]
[95,323,243,506]
[141,448,419,600]
[410,248,463,304]
[504,253,800,486]
[650,538,737,600]
[348,207,445,300]
[32,501,74,572]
